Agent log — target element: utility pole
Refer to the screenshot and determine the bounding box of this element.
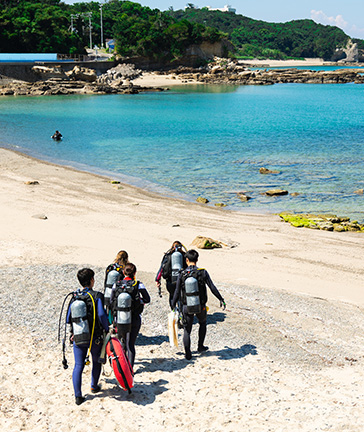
[87,12,93,50]
[100,3,104,48]
[69,11,93,50]
[70,14,79,33]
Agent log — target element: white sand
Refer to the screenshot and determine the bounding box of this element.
[1,149,363,306]
[133,72,197,87]
[238,58,325,67]
[1,148,364,431]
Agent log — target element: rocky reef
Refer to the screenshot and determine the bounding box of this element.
[280,213,364,232]
[0,64,166,96]
[165,58,364,85]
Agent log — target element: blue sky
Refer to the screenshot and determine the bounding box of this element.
[63,1,364,39]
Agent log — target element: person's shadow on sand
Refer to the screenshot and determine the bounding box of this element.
[92,378,169,405]
[136,333,169,346]
[135,354,196,375]
[206,311,226,325]
[201,344,258,360]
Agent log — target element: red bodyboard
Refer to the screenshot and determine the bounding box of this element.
[106,337,134,392]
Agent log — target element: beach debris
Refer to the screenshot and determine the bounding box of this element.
[259,167,281,174]
[191,236,222,249]
[172,224,180,227]
[214,203,227,207]
[31,214,47,220]
[109,180,121,184]
[354,189,364,194]
[279,213,364,232]
[196,196,209,204]
[25,181,39,185]
[236,192,251,202]
[264,189,288,196]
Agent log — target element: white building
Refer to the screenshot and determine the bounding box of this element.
[206,4,236,13]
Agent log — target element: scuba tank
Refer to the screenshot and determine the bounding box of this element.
[185,276,201,314]
[105,269,120,307]
[116,292,132,340]
[171,250,183,285]
[70,299,90,345]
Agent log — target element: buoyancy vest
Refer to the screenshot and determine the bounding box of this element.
[162,250,186,283]
[70,290,104,345]
[180,268,207,313]
[104,263,125,307]
[111,279,143,317]
[111,279,142,340]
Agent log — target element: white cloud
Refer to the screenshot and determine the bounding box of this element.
[311,10,364,38]
[311,10,348,29]
[350,24,364,38]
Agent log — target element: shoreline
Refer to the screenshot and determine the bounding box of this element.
[1,147,364,306]
[2,147,364,430]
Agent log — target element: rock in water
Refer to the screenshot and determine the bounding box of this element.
[265,189,288,196]
[196,197,209,204]
[259,167,281,174]
[236,192,251,202]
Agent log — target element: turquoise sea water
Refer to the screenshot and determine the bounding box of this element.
[1,83,364,221]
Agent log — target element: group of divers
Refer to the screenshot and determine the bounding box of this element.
[59,241,226,405]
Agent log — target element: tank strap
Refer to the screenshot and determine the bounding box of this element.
[117,306,131,312]
[85,292,96,365]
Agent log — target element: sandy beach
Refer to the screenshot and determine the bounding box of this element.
[237,58,325,68]
[1,148,364,431]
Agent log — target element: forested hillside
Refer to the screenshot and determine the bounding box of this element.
[0,0,360,61]
[171,7,352,60]
[0,0,224,59]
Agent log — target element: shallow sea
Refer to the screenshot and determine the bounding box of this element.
[1,82,364,221]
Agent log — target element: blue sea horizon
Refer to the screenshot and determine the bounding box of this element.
[1,83,364,222]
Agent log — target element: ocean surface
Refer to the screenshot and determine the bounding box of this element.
[1,83,364,221]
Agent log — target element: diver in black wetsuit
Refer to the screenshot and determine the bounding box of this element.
[52,130,62,141]
[155,241,187,309]
[172,249,226,360]
[110,263,150,367]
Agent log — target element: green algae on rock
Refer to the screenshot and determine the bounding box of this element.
[191,236,222,249]
[279,213,364,232]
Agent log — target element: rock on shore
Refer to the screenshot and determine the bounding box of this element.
[0,64,166,96]
[1,58,364,97]
[163,58,364,86]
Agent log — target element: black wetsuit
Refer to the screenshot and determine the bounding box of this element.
[155,251,187,309]
[110,278,150,367]
[172,265,224,358]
